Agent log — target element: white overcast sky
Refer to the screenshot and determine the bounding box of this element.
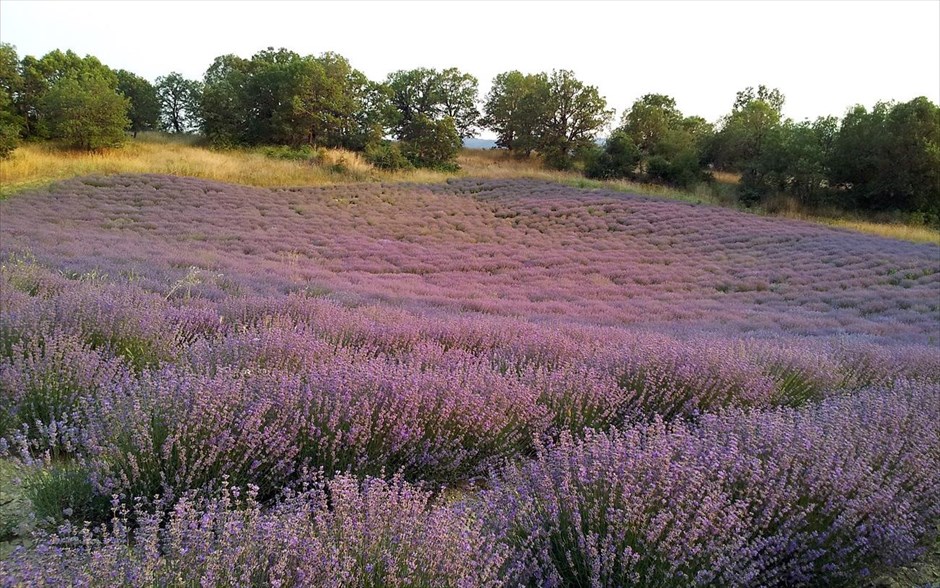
[1,0,938,137]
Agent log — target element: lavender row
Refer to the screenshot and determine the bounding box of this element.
[1,475,507,588]
[4,289,937,498]
[2,176,937,342]
[3,385,937,587]
[489,382,940,586]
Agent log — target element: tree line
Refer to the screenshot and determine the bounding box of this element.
[1,44,937,219]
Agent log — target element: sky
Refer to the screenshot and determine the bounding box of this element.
[1,0,938,138]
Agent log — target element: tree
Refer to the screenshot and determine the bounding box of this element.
[399,114,462,169]
[0,43,23,157]
[756,116,837,205]
[711,85,786,203]
[538,69,614,169]
[40,73,129,150]
[830,98,940,214]
[386,67,479,139]
[734,85,785,114]
[386,68,438,138]
[201,48,389,150]
[585,130,641,179]
[620,94,683,155]
[610,94,712,187]
[435,68,479,139]
[16,55,47,137]
[0,90,20,158]
[0,43,20,94]
[481,70,550,155]
[115,69,160,137]
[882,97,939,214]
[201,54,251,145]
[14,49,118,138]
[348,79,396,151]
[645,126,709,187]
[384,67,478,168]
[155,72,202,133]
[680,116,715,148]
[287,52,390,149]
[713,85,785,169]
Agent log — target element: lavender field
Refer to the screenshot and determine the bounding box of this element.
[1,175,938,586]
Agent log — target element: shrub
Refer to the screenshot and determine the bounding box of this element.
[287,351,545,484]
[40,75,130,151]
[24,462,111,527]
[585,131,641,179]
[488,384,940,586]
[363,140,413,171]
[0,334,126,455]
[2,475,508,587]
[400,115,461,169]
[83,368,300,508]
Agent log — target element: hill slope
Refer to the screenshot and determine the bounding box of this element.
[1,175,938,585]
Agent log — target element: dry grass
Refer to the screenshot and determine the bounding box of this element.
[760,193,940,245]
[711,170,741,185]
[0,138,551,197]
[1,136,936,245]
[456,151,736,207]
[799,217,940,245]
[0,138,442,196]
[455,149,569,181]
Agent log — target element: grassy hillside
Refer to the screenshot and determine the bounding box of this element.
[1,134,937,245]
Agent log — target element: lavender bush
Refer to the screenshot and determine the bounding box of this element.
[4,386,936,587]
[0,334,127,455]
[1,475,507,587]
[488,384,940,587]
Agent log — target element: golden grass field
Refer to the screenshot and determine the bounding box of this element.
[0,134,571,194]
[1,134,937,245]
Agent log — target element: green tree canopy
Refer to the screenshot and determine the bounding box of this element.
[755,116,838,204]
[830,97,940,213]
[0,43,23,157]
[115,69,160,137]
[592,93,710,186]
[40,73,129,150]
[155,72,202,133]
[386,67,479,140]
[710,85,787,203]
[287,51,390,150]
[538,69,614,169]
[481,70,550,155]
[0,43,22,105]
[585,130,641,180]
[435,68,479,139]
[201,54,252,145]
[712,85,785,170]
[201,48,387,149]
[399,114,462,169]
[620,93,683,155]
[0,89,20,158]
[14,49,119,138]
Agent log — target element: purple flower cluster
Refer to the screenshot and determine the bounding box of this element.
[1,475,507,587]
[1,175,938,585]
[488,384,940,586]
[3,386,936,587]
[0,334,125,456]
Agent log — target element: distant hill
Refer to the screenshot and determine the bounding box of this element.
[462,137,498,149]
[464,137,608,149]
